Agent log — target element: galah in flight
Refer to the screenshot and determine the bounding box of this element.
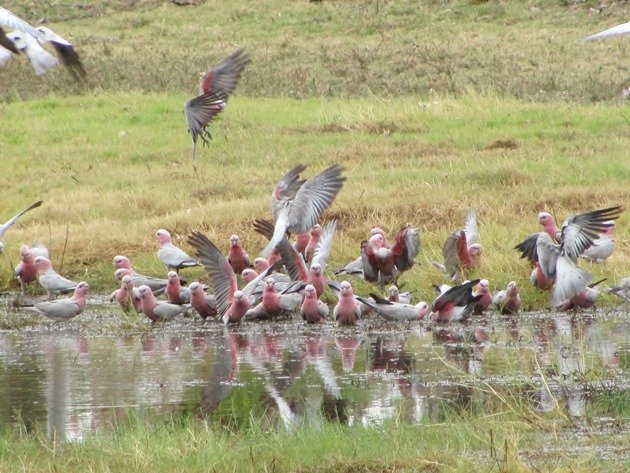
[581,21,630,41]
[0,8,85,79]
[432,208,480,283]
[156,229,199,272]
[184,49,250,160]
[28,281,89,321]
[0,200,42,254]
[261,164,345,258]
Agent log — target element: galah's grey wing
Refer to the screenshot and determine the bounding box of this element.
[463,208,479,247]
[392,226,420,273]
[514,233,540,263]
[609,277,630,302]
[287,164,346,234]
[184,89,229,159]
[0,200,42,238]
[432,279,479,312]
[491,290,505,307]
[32,299,80,320]
[271,164,307,221]
[326,280,342,301]
[241,260,284,299]
[581,21,630,42]
[188,231,236,317]
[0,8,42,38]
[560,206,623,262]
[37,27,85,81]
[0,27,19,54]
[254,219,308,281]
[581,237,615,262]
[199,49,251,96]
[536,232,560,280]
[360,240,378,283]
[130,274,168,292]
[357,294,413,322]
[552,256,592,307]
[40,271,78,293]
[278,293,302,312]
[154,302,188,320]
[333,256,363,276]
[442,232,461,280]
[311,220,337,270]
[159,244,196,269]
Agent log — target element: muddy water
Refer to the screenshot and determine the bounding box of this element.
[0,300,628,442]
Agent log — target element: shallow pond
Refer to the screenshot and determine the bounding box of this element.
[0,297,628,446]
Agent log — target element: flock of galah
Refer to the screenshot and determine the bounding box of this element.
[1,9,629,323]
[3,162,629,325]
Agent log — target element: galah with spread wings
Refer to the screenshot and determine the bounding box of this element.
[361,226,420,287]
[0,200,42,254]
[432,208,480,283]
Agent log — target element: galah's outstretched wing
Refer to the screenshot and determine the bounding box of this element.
[311,220,337,270]
[560,206,623,262]
[392,226,420,273]
[0,200,43,239]
[198,48,251,96]
[271,164,307,221]
[581,21,630,42]
[184,89,229,159]
[36,26,85,81]
[463,209,479,247]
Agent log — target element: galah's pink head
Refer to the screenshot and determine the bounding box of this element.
[537,212,554,227]
[369,233,385,248]
[506,281,518,295]
[189,282,203,295]
[370,227,386,237]
[233,290,245,303]
[73,281,89,298]
[310,225,322,237]
[476,279,489,294]
[340,280,353,296]
[469,243,482,255]
[113,255,131,270]
[156,229,172,246]
[304,284,317,298]
[265,278,276,290]
[115,268,132,280]
[20,244,33,260]
[138,285,152,299]
[34,256,52,271]
[167,271,179,283]
[310,263,322,276]
[121,275,133,288]
[415,301,430,318]
[230,235,241,247]
[241,268,258,283]
[253,258,269,272]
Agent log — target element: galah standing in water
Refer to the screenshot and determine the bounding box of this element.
[244,278,302,321]
[110,275,138,315]
[184,49,250,160]
[580,221,616,263]
[0,200,42,254]
[137,285,189,322]
[432,209,480,283]
[609,277,630,302]
[472,279,493,315]
[0,8,85,79]
[300,284,329,323]
[188,282,217,320]
[227,234,250,275]
[333,281,362,326]
[361,226,420,287]
[491,281,521,315]
[556,279,605,311]
[429,279,482,323]
[166,271,192,304]
[35,256,78,299]
[28,281,89,321]
[356,293,429,322]
[188,231,278,324]
[515,206,623,307]
[113,255,171,292]
[581,21,630,41]
[156,229,199,272]
[14,244,39,295]
[260,164,346,258]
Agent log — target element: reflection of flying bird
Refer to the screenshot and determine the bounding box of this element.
[581,21,630,42]
[185,49,250,160]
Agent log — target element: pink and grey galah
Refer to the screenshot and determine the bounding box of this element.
[0,200,42,254]
[304,224,323,264]
[491,281,521,315]
[166,271,192,304]
[35,256,79,299]
[580,221,616,263]
[28,281,89,321]
[188,231,278,324]
[156,229,199,272]
[244,278,302,321]
[184,49,250,160]
[429,279,482,323]
[556,278,605,311]
[361,225,420,287]
[609,277,630,303]
[110,275,138,315]
[113,255,170,292]
[387,285,412,304]
[137,285,190,322]
[472,279,493,315]
[356,293,429,322]
[333,280,362,326]
[14,244,39,295]
[188,282,217,319]
[432,208,480,283]
[227,234,251,275]
[300,284,329,323]
[260,164,345,258]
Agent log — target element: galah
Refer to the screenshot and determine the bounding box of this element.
[361,225,420,287]
[188,282,217,319]
[293,231,310,256]
[472,279,493,315]
[300,284,329,323]
[244,278,302,321]
[121,274,142,313]
[35,256,78,299]
[333,280,362,326]
[491,281,521,315]
[166,271,192,304]
[0,8,85,79]
[156,229,199,272]
[556,279,605,311]
[609,277,630,302]
[14,244,38,295]
[333,256,363,277]
[304,224,322,263]
[387,285,412,304]
[580,221,615,263]
[228,234,251,274]
[27,281,89,321]
[188,231,278,324]
[184,49,250,160]
[327,279,372,317]
[432,209,480,283]
[356,293,429,322]
[113,255,171,291]
[241,268,258,283]
[137,285,189,322]
[429,279,482,323]
[110,275,137,315]
[0,200,42,254]
[260,164,345,258]
[581,21,630,41]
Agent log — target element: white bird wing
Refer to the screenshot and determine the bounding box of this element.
[6,30,57,75]
[0,8,42,38]
[36,26,86,81]
[39,270,78,292]
[581,21,630,41]
[0,200,43,239]
[552,256,592,307]
[463,208,479,247]
[311,220,337,270]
